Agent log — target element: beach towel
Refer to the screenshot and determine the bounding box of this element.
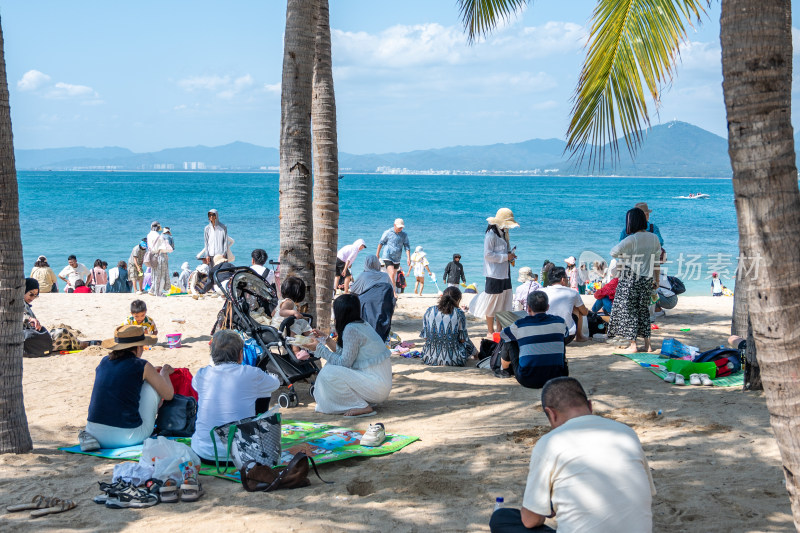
[60,419,419,483]
[615,352,744,387]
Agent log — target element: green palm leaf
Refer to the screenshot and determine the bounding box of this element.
[458,0,529,43]
[567,0,709,167]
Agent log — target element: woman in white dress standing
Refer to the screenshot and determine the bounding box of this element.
[473,208,518,335]
[308,294,392,417]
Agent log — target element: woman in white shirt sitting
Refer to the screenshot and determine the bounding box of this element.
[608,208,662,354]
[191,330,281,462]
[308,294,392,417]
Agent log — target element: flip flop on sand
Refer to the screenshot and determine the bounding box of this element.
[7,495,55,512]
[30,499,76,518]
[343,409,377,418]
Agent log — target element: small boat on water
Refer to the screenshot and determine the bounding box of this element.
[675,193,710,199]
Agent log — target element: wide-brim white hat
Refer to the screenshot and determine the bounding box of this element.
[487,208,519,230]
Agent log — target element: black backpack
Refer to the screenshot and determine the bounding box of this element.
[154,394,198,437]
[693,348,742,375]
[667,276,686,295]
[587,312,607,337]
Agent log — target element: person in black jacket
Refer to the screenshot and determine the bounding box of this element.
[443,254,466,287]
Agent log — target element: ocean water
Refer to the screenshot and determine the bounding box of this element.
[18,171,739,296]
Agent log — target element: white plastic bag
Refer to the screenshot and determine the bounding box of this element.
[139,436,201,483]
[112,461,154,486]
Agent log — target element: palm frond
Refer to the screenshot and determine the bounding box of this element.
[566,0,709,168]
[458,0,529,43]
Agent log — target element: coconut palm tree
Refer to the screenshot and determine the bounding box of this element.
[0,17,33,453]
[721,1,799,522]
[459,0,799,524]
[312,0,339,332]
[279,0,317,315]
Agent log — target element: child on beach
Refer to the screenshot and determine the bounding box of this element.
[711,272,724,296]
[90,259,108,293]
[408,246,433,295]
[443,253,466,288]
[270,276,314,359]
[125,299,158,336]
[73,280,91,293]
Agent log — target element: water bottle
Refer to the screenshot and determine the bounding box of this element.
[494,497,504,512]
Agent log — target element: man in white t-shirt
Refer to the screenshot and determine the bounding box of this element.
[542,267,588,343]
[490,377,656,533]
[58,255,90,292]
[249,249,276,286]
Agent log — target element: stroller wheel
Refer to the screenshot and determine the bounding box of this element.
[278,393,291,409]
[309,384,315,398]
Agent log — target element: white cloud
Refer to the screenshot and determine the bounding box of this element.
[333,23,463,69]
[677,41,721,71]
[48,82,96,98]
[17,70,101,103]
[178,74,259,99]
[17,70,51,91]
[264,82,281,94]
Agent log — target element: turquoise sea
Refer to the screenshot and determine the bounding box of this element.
[18,171,739,296]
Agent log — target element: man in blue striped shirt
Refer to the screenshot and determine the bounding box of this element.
[499,291,569,389]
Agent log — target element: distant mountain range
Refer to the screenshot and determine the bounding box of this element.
[15,121,736,177]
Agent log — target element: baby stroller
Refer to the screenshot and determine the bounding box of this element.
[214,266,319,408]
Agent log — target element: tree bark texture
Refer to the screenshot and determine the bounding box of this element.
[279,0,317,315]
[732,276,761,390]
[722,0,800,524]
[0,18,33,454]
[311,0,339,332]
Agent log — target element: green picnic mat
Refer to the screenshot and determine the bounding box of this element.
[59,419,419,482]
[615,352,744,388]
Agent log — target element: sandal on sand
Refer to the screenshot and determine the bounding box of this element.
[180,478,204,502]
[160,479,179,503]
[7,495,54,512]
[343,410,377,418]
[30,499,76,518]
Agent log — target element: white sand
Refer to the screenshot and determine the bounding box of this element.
[0,292,793,531]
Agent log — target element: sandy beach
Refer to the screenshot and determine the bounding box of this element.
[1,292,793,532]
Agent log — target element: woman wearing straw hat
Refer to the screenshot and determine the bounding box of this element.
[79,325,174,451]
[513,267,541,311]
[473,208,518,335]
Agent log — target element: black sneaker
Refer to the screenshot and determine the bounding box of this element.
[93,479,130,504]
[105,485,159,509]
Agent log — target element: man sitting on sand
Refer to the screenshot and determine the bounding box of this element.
[541,267,589,343]
[499,291,568,389]
[490,377,655,533]
[59,255,90,292]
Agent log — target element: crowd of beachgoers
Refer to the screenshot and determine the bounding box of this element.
[15,202,746,530]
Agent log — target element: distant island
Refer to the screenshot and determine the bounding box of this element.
[15,121,736,177]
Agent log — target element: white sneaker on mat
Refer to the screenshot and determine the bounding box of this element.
[674,374,686,385]
[700,374,713,386]
[79,430,100,452]
[663,372,676,383]
[689,374,702,386]
[360,423,386,447]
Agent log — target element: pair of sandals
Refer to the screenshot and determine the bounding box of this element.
[7,495,76,518]
[159,478,204,503]
[664,372,712,386]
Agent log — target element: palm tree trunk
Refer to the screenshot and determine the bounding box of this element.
[279,0,317,315]
[0,17,33,454]
[722,0,800,524]
[311,0,339,332]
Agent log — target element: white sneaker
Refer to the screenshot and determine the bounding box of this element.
[663,372,676,383]
[360,423,386,447]
[699,374,713,386]
[674,374,686,385]
[79,430,100,452]
[654,310,666,318]
[689,374,702,386]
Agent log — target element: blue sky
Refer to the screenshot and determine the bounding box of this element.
[0,1,789,154]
